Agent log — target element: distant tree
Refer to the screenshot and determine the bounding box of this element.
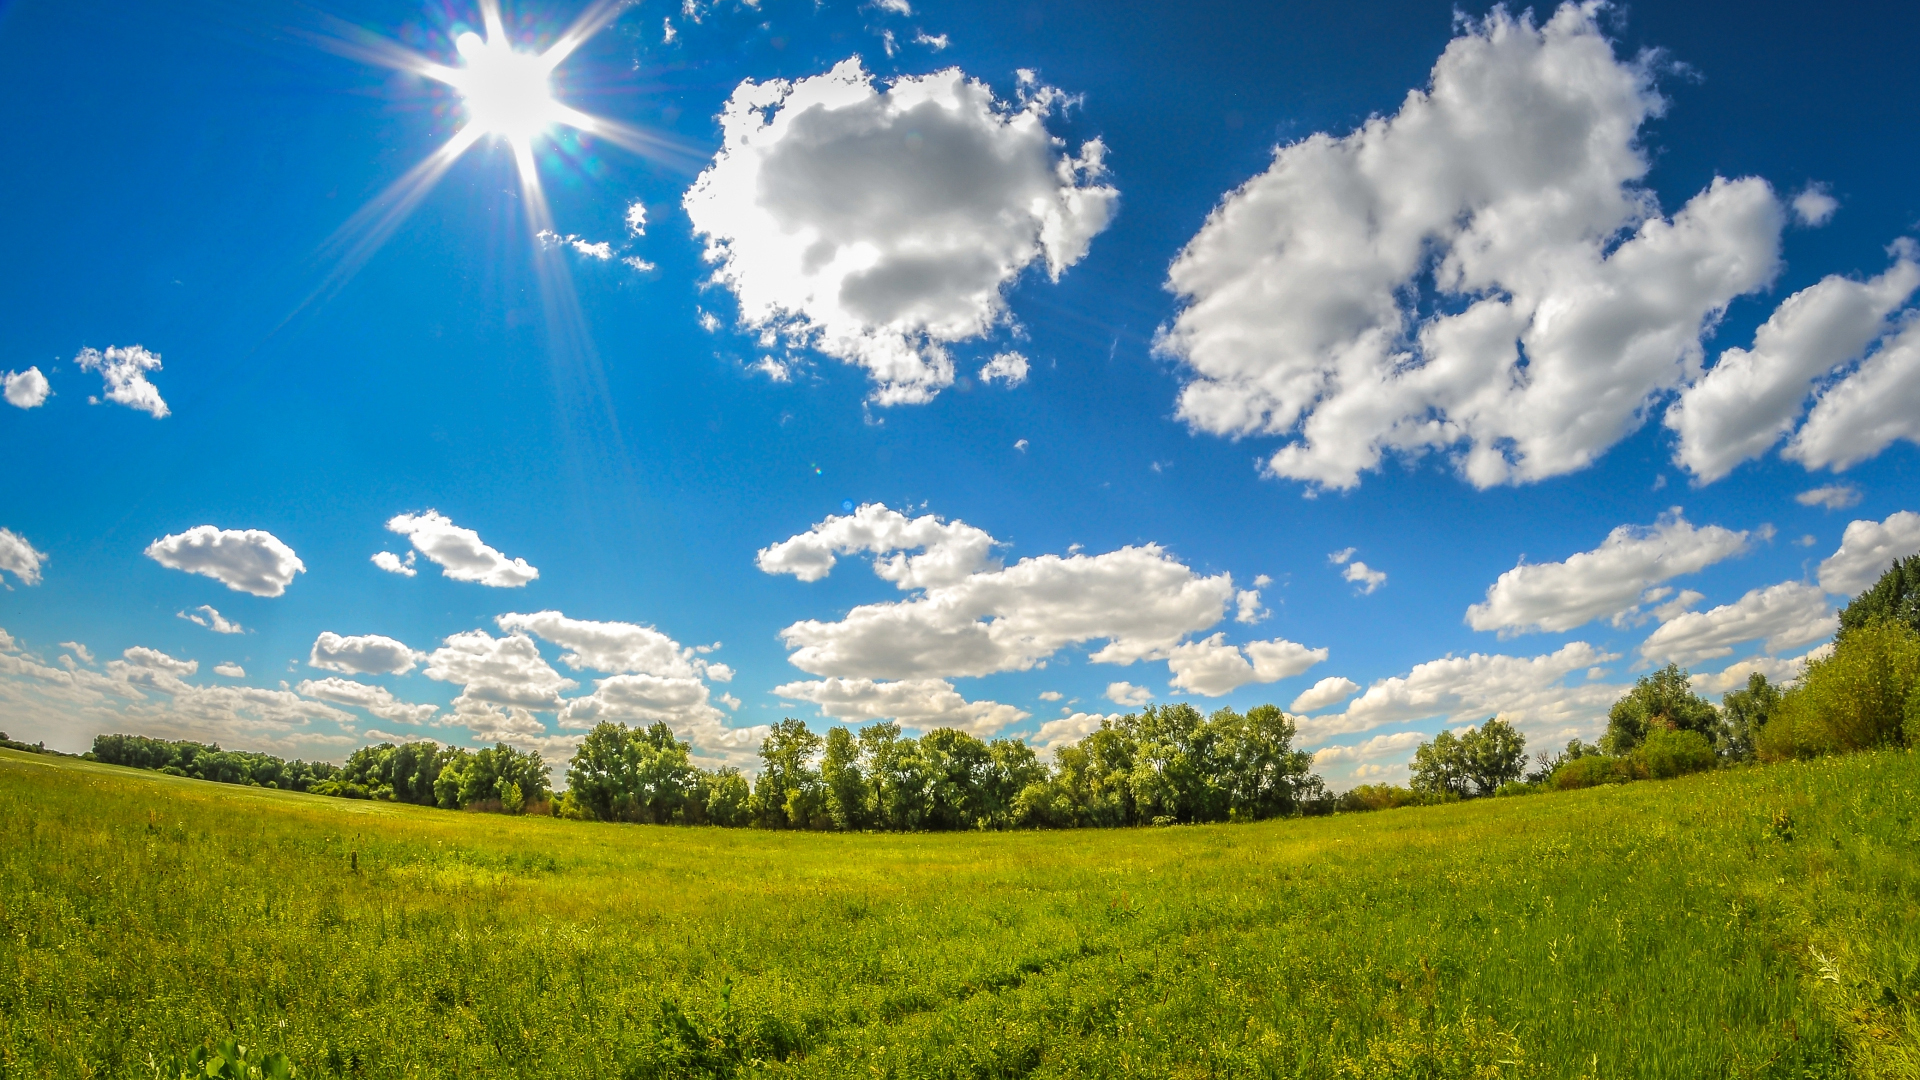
[1215,705,1319,819]
[753,719,823,828]
[983,737,1047,827]
[1602,664,1720,754]
[1461,719,1527,795]
[1410,731,1469,797]
[920,728,995,829]
[455,743,550,812]
[819,726,869,830]
[1526,738,1597,784]
[1721,672,1782,761]
[1838,553,1920,638]
[704,769,752,827]
[565,722,697,823]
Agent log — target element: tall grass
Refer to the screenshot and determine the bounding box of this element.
[2,746,1916,1077]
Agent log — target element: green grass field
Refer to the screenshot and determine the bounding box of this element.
[3,747,1918,1079]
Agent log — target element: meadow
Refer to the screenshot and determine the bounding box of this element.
[2,746,1917,1079]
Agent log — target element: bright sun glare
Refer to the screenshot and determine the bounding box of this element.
[447,30,562,142]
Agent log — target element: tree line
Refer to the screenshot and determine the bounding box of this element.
[79,553,1920,828]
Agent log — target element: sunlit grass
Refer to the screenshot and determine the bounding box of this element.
[3,746,1916,1077]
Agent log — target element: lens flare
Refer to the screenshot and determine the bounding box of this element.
[447,30,562,142]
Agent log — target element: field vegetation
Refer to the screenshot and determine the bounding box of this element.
[4,742,1920,1078]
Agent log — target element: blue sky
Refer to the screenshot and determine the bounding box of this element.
[1,0,1916,787]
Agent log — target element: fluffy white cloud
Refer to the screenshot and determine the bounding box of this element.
[1466,512,1751,635]
[1290,675,1360,713]
[756,502,997,587]
[309,632,422,676]
[1159,5,1782,491]
[1164,632,1325,696]
[683,58,1116,405]
[1816,511,1920,596]
[536,230,614,260]
[0,528,47,587]
[177,605,243,634]
[1105,681,1153,707]
[3,367,49,409]
[771,677,1028,735]
[1234,587,1268,624]
[1792,188,1839,227]
[1031,710,1117,754]
[1304,642,1621,743]
[1342,561,1385,594]
[424,630,576,710]
[75,345,170,418]
[119,646,198,678]
[978,352,1029,387]
[1692,646,1827,696]
[386,510,538,588]
[494,610,728,681]
[372,550,417,576]
[1312,730,1426,765]
[558,675,765,768]
[1668,254,1919,482]
[1787,315,1920,471]
[626,201,648,235]
[59,641,92,664]
[1796,485,1862,511]
[1637,581,1835,667]
[145,526,305,597]
[296,677,438,725]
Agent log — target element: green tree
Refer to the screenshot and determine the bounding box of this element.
[1758,618,1920,760]
[1838,553,1920,638]
[1602,664,1720,754]
[752,719,823,828]
[1410,731,1469,797]
[704,769,752,826]
[565,722,698,823]
[859,722,930,830]
[1721,671,1782,761]
[819,726,869,830]
[1461,718,1526,795]
[1214,704,1319,819]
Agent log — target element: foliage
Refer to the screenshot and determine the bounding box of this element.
[1601,664,1721,754]
[91,734,338,792]
[7,745,1903,1077]
[1638,726,1716,780]
[566,722,699,823]
[149,1039,294,1080]
[1410,719,1526,798]
[1757,618,1920,761]
[1838,552,1920,638]
[1336,784,1440,812]
[1721,671,1782,761]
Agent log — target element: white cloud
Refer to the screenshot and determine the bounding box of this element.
[59,642,93,665]
[1796,485,1862,511]
[1031,710,1116,754]
[1637,581,1835,666]
[177,604,244,634]
[682,58,1117,405]
[536,230,614,261]
[494,610,727,681]
[1466,511,1750,635]
[1668,254,1919,481]
[386,510,539,588]
[1342,561,1386,594]
[213,662,246,678]
[3,367,49,409]
[1791,187,1839,227]
[1037,690,1063,701]
[1816,511,1920,596]
[914,31,949,50]
[625,201,648,235]
[558,674,764,768]
[1290,675,1359,713]
[771,677,1027,735]
[75,345,170,418]
[1787,314,1920,471]
[756,501,997,588]
[661,18,676,44]
[1304,642,1622,744]
[1313,730,1425,765]
[1014,438,1029,452]
[1159,5,1782,491]
[119,646,197,677]
[372,550,417,576]
[145,526,305,597]
[296,676,438,725]
[309,632,422,676]
[1105,681,1153,707]
[424,630,576,710]
[1164,632,1325,696]
[1692,646,1827,695]
[1234,587,1267,624]
[978,351,1029,387]
[0,528,47,586]
[875,0,910,12]
[750,356,793,382]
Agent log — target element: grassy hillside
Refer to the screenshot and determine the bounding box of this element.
[2,747,1916,1078]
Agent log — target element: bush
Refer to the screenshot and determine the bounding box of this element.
[1550,755,1642,790]
[1639,727,1715,779]
[1757,619,1920,761]
[1338,784,1441,812]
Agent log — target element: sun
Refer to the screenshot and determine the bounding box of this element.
[445,29,564,143]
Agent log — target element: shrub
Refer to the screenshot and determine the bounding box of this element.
[1639,727,1715,779]
[1550,755,1642,790]
[1757,619,1920,761]
[1338,784,1439,812]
